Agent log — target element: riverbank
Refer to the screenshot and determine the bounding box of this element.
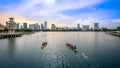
[0,32,35,39]
[107,31,120,37]
[0,33,22,39]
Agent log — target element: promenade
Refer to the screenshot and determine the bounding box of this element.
[109,31,120,37]
[0,33,22,39]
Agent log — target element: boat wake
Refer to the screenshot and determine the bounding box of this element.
[81,53,88,59]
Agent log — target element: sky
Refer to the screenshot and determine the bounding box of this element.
[0,0,120,28]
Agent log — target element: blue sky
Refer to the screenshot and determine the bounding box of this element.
[0,0,120,28]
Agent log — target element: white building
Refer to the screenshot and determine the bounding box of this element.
[82,25,89,31]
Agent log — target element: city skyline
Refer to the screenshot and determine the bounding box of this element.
[0,0,120,28]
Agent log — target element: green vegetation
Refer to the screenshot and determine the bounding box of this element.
[0,27,8,32]
[0,28,119,33]
[0,28,34,33]
[15,29,34,32]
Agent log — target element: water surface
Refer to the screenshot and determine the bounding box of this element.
[0,32,120,68]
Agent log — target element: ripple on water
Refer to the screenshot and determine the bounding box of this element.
[42,51,70,68]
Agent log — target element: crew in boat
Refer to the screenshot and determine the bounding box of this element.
[73,45,76,49]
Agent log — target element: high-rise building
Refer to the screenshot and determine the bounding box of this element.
[35,23,40,30]
[117,27,120,31]
[29,24,35,30]
[94,23,99,30]
[41,23,44,30]
[44,21,47,30]
[77,24,80,30]
[21,25,22,29]
[39,25,40,30]
[101,27,107,31]
[51,24,56,30]
[23,23,27,29]
[16,23,19,29]
[82,25,89,31]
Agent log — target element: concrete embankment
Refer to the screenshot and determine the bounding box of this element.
[109,31,120,37]
[0,33,22,39]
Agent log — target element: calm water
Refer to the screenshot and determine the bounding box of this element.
[0,32,120,68]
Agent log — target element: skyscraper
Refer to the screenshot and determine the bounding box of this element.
[94,23,99,30]
[41,23,44,30]
[16,23,19,29]
[29,24,35,30]
[44,21,47,30]
[117,27,120,31]
[21,25,22,29]
[51,24,56,30]
[77,24,80,30]
[38,25,40,30]
[35,23,40,31]
[23,23,27,29]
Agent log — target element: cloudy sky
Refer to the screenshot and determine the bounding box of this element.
[0,0,120,28]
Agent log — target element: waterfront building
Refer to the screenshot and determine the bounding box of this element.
[35,23,40,31]
[56,27,62,30]
[117,27,120,31]
[101,27,108,31]
[41,23,44,30]
[94,23,99,30]
[69,27,76,30]
[82,25,89,31]
[16,23,19,29]
[44,21,47,30]
[20,25,22,29]
[56,27,69,31]
[39,25,40,30]
[77,24,81,30]
[34,24,36,30]
[62,27,69,30]
[29,24,35,30]
[51,24,56,30]
[23,23,27,29]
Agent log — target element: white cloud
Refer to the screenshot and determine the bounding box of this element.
[73,17,98,27]
[112,19,120,23]
[1,0,106,19]
[56,14,76,23]
[2,0,119,28]
[13,0,105,17]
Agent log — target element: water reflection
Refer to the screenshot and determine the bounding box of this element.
[40,32,47,42]
[94,32,99,48]
[7,38,16,58]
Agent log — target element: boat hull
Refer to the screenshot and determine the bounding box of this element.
[41,42,47,49]
[66,43,78,52]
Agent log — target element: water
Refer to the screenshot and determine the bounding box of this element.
[0,32,120,68]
